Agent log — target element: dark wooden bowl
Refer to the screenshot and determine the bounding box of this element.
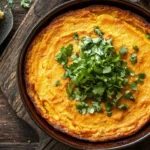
[18,0,150,149]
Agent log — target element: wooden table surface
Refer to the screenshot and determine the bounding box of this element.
[0,0,149,150]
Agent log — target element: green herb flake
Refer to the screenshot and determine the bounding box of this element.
[124,90,135,101]
[91,102,102,113]
[107,111,112,117]
[123,78,129,85]
[118,104,128,110]
[87,107,95,114]
[76,102,88,115]
[146,33,150,39]
[133,46,139,51]
[103,66,111,74]
[21,0,33,8]
[130,82,138,91]
[105,102,112,111]
[56,53,68,65]
[135,73,146,84]
[116,92,123,100]
[66,82,73,99]
[61,44,73,56]
[55,80,61,87]
[94,26,103,36]
[130,53,137,64]
[73,32,79,41]
[120,46,128,55]
[8,0,14,7]
[138,73,146,79]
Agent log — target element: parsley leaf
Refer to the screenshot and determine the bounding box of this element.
[138,73,146,79]
[92,86,106,96]
[76,102,88,115]
[94,26,103,36]
[146,33,150,39]
[135,73,146,84]
[8,0,14,7]
[130,82,138,91]
[21,0,33,8]
[56,44,73,65]
[133,46,139,51]
[73,32,79,41]
[66,82,73,99]
[56,53,68,65]
[130,53,137,64]
[61,44,73,56]
[55,80,61,86]
[91,102,102,112]
[103,66,111,74]
[120,46,128,55]
[124,90,135,101]
[118,104,128,110]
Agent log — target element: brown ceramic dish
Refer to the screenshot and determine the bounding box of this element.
[18,0,150,149]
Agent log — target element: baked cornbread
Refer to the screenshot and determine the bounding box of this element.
[25,6,150,142]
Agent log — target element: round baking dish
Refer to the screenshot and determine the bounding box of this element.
[18,0,150,149]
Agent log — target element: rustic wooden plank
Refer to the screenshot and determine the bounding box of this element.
[0,89,39,143]
[0,143,38,150]
[43,140,77,150]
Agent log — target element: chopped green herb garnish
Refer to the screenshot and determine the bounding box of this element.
[130,82,138,91]
[73,32,79,41]
[61,44,73,56]
[91,102,102,113]
[66,82,73,99]
[56,52,68,65]
[138,73,146,79]
[146,33,150,39]
[21,0,33,8]
[8,0,14,7]
[118,104,128,110]
[130,53,137,64]
[8,0,33,8]
[133,46,139,51]
[56,44,73,65]
[105,102,112,111]
[107,111,112,117]
[124,90,135,101]
[120,46,128,55]
[76,102,88,115]
[123,78,129,85]
[135,73,146,84]
[55,26,146,116]
[55,80,61,86]
[94,26,103,36]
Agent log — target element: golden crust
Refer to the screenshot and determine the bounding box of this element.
[24,5,150,142]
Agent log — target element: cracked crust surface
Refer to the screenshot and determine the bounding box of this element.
[24,5,150,142]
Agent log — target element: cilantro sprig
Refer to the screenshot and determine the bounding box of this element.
[8,0,33,8]
[55,26,146,116]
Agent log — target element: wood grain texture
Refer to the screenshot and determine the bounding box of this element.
[0,143,38,150]
[0,89,38,143]
[0,0,149,150]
